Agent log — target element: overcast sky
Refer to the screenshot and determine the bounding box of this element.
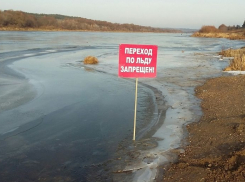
[1,0,245,29]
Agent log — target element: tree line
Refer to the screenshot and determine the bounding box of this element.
[198,21,245,33]
[0,10,181,33]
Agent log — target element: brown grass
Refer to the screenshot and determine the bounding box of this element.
[199,26,219,33]
[220,48,245,71]
[192,30,245,40]
[219,47,245,57]
[83,56,98,64]
[224,55,245,71]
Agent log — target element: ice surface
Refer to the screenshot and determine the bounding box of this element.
[1,31,244,181]
[80,34,244,181]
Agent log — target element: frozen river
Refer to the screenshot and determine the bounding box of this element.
[0,31,244,181]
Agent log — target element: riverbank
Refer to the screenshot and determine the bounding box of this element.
[0,10,181,33]
[0,27,181,33]
[163,74,245,181]
[0,27,157,33]
[192,31,245,40]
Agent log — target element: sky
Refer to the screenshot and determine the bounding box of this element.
[1,0,245,29]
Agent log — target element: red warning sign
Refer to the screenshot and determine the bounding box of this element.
[119,44,158,78]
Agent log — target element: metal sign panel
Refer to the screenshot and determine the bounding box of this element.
[119,44,158,78]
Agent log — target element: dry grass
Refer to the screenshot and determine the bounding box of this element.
[192,30,245,40]
[220,48,245,71]
[83,56,98,64]
[224,55,245,71]
[219,47,245,57]
[192,32,245,40]
[199,26,219,33]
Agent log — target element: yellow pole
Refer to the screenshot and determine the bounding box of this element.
[133,78,138,141]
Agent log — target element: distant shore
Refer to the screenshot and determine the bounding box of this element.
[0,10,182,34]
[192,31,245,40]
[0,27,181,33]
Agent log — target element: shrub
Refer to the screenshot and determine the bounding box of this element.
[199,26,219,33]
[83,56,98,64]
[218,24,228,32]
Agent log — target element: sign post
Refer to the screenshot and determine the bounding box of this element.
[118,44,158,140]
[133,78,138,141]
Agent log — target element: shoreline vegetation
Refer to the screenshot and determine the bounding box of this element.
[220,47,245,71]
[192,30,245,40]
[192,24,245,40]
[0,10,181,33]
[192,24,245,71]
